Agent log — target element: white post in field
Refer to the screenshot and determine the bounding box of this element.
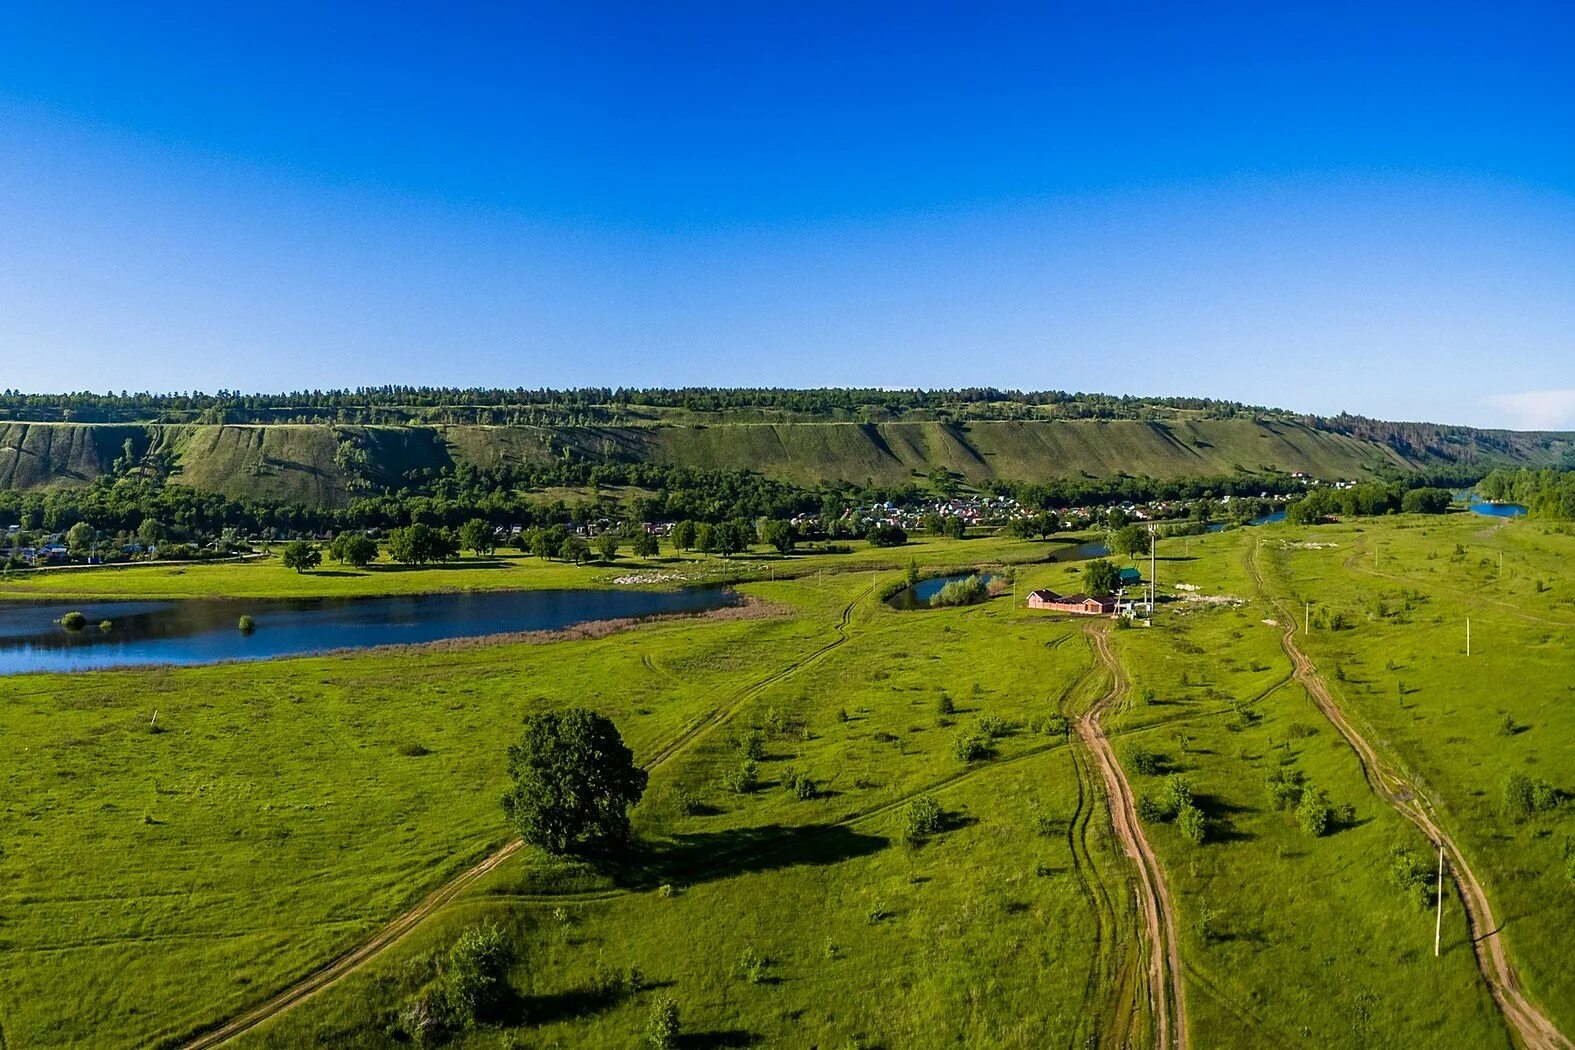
[1435,844,1445,957]
[1466,618,1471,657]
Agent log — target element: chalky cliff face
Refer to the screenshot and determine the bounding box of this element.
[1,417,1568,507]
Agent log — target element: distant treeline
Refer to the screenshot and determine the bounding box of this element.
[1,452,1327,546]
[1478,468,1575,520]
[0,386,1293,425]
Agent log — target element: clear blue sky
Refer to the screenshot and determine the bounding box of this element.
[2,2,1571,428]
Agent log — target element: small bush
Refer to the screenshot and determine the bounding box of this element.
[739,946,769,983]
[1176,801,1207,844]
[1265,766,1305,811]
[904,796,945,843]
[739,730,766,761]
[238,614,256,633]
[952,729,989,764]
[723,760,759,794]
[59,611,87,630]
[1296,789,1332,837]
[935,692,956,716]
[1160,775,1193,814]
[930,574,989,607]
[977,715,1010,739]
[98,619,113,631]
[1128,748,1163,776]
[647,996,680,1049]
[1136,795,1166,823]
[1389,847,1434,911]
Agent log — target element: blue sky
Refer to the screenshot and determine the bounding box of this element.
[1,2,1571,428]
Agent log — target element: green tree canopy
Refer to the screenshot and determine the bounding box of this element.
[458,518,495,555]
[279,540,322,574]
[1108,523,1149,559]
[501,708,648,855]
[1082,558,1120,597]
[65,521,95,553]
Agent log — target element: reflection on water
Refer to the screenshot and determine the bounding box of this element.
[0,586,737,674]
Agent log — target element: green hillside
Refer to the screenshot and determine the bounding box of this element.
[0,416,1570,507]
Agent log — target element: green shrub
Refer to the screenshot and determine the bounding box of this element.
[1296,789,1332,837]
[59,611,87,630]
[935,692,955,716]
[977,715,1010,739]
[903,796,944,843]
[952,729,989,764]
[739,946,769,983]
[930,574,988,607]
[1160,775,1193,814]
[1136,795,1166,823]
[723,759,759,794]
[1389,848,1434,911]
[238,614,256,633]
[1176,801,1207,844]
[1265,766,1305,810]
[405,920,511,1041]
[1128,748,1163,776]
[647,996,680,1049]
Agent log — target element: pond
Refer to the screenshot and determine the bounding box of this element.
[0,586,740,675]
[1452,491,1528,518]
[886,573,996,611]
[1206,509,1286,533]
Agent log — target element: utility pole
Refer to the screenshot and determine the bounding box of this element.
[1466,618,1471,657]
[1149,524,1156,614]
[1304,601,1310,634]
[1435,843,1445,957]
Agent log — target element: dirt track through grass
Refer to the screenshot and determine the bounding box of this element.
[1248,538,1572,1050]
[1079,624,1189,1050]
[179,585,872,1048]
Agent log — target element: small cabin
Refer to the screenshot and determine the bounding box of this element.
[1118,567,1142,587]
[1026,589,1115,616]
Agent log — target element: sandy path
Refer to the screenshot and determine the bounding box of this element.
[1081,624,1189,1050]
[1250,540,1571,1050]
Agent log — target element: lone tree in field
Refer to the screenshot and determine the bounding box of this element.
[1108,524,1148,560]
[631,530,660,559]
[502,709,649,855]
[280,540,322,573]
[459,518,495,556]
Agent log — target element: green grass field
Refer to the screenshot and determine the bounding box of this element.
[1,514,1569,1048]
[1251,513,1575,1032]
[0,531,1068,601]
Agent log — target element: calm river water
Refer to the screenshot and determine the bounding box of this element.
[0,586,738,674]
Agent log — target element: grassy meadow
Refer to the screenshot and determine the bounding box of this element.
[1253,513,1575,1031]
[1,513,1568,1048]
[0,530,1070,602]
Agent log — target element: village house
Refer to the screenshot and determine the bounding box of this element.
[1026,589,1115,616]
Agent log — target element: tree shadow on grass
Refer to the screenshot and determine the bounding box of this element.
[608,823,889,890]
[1194,792,1255,844]
[682,1030,761,1048]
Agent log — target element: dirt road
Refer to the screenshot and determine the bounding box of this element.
[1081,624,1189,1050]
[179,588,867,1048]
[1249,540,1571,1050]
